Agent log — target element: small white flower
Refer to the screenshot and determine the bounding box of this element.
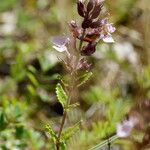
[107,24,116,33]
[117,120,134,138]
[52,36,70,52]
[52,45,67,52]
[102,35,115,43]
[100,33,115,43]
[117,117,139,138]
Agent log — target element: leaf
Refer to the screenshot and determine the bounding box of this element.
[66,103,80,112]
[11,52,26,81]
[27,85,36,96]
[15,125,24,138]
[28,65,37,74]
[68,103,80,109]
[45,124,57,140]
[60,142,67,150]
[56,83,68,107]
[27,72,39,87]
[62,121,81,141]
[77,72,93,87]
[0,110,7,130]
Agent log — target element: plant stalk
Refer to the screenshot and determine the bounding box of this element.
[56,29,86,150]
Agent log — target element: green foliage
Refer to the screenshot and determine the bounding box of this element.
[27,72,39,87]
[56,83,68,107]
[0,109,7,131]
[45,124,57,141]
[136,66,150,89]
[82,86,119,104]
[62,121,80,141]
[0,0,147,149]
[11,51,26,82]
[0,96,45,150]
[78,72,93,87]
[112,0,137,22]
[17,10,41,33]
[67,103,80,111]
[0,0,18,12]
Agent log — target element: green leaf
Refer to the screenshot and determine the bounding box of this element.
[60,142,67,150]
[77,72,93,87]
[11,52,26,81]
[27,72,39,87]
[28,65,37,74]
[56,83,68,107]
[27,85,36,96]
[45,125,57,140]
[15,125,24,138]
[62,121,81,141]
[0,110,7,130]
[66,103,80,111]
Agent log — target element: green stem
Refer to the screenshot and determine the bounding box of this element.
[89,135,118,150]
[56,111,67,150]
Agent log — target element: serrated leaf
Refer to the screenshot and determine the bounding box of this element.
[62,121,80,141]
[45,124,57,140]
[77,72,93,87]
[56,83,68,107]
[67,103,80,111]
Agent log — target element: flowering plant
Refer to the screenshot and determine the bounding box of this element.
[46,0,115,149]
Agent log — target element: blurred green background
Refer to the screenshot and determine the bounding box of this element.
[0,0,150,149]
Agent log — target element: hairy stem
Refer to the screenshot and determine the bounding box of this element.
[56,111,67,150]
[56,29,86,150]
[79,29,86,51]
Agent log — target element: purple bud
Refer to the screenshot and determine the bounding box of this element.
[82,19,92,29]
[77,0,86,17]
[90,19,102,28]
[77,58,91,71]
[90,3,103,19]
[87,0,94,13]
[81,42,96,56]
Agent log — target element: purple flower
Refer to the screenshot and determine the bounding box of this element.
[100,18,116,43]
[81,42,96,56]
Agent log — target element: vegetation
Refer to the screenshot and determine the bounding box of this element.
[0,0,150,150]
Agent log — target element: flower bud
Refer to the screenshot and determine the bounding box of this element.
[90,3,103,19]
[82,19,92,29]
[77,58,91,71]
[90,19,102,28]
[87,0,94,13]
[81,42,96,56]
[77,0,86,17]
